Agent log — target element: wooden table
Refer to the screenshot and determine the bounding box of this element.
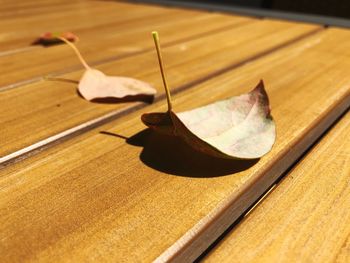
[0,1,349,262]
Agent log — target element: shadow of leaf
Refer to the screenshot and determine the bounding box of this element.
[88,94,154,104]
[124,129,259,178]
[76,88,154,104]
[32,40,66,47]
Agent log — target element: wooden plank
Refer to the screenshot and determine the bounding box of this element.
[0,0,85,18]
[0,1,122,51]
[0,0,85,15]
[203,111,350,263]
[0,12,250,89]
[0,1,203,52]
[0,20,319,161]
[0,0,73,10]
[0,27,349,262]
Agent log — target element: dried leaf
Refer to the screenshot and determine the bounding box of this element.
[141,32,276,159]
[142,81,275,159]
[50,37,156,102]
[33,32,78,46]
[79,69,156,101]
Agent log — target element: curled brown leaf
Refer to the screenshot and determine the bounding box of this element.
[142,32,276,159]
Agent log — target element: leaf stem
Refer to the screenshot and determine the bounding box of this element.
[57,36,91,70]
[152,31,172,111]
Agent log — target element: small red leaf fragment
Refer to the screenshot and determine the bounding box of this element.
[33,32,79,46]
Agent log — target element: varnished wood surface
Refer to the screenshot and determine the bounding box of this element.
[0,12,250,89]
[1,25,349,263]
[203,111,350,263]
[0,0,84,18]
[0,19,319,161]
[2,1,350,262]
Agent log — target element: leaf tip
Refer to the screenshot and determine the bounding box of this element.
[250,80,272,118]
[254,79,265,93]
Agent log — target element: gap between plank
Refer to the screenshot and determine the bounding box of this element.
[0,19,252,93]
[0,27,323,168]
[156,93,350,263]
[0,45,42,57]
[194,106,350,263]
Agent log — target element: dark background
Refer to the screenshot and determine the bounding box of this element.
[160,0,350,19]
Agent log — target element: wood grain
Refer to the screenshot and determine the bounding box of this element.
[0,19,319,161]
[0,0,88,12]
[203,111,350,263]
[0,12,249,89]
[0,27,349,262]
[0,0,88,18]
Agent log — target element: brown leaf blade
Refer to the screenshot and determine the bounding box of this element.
[142,81,276,159]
